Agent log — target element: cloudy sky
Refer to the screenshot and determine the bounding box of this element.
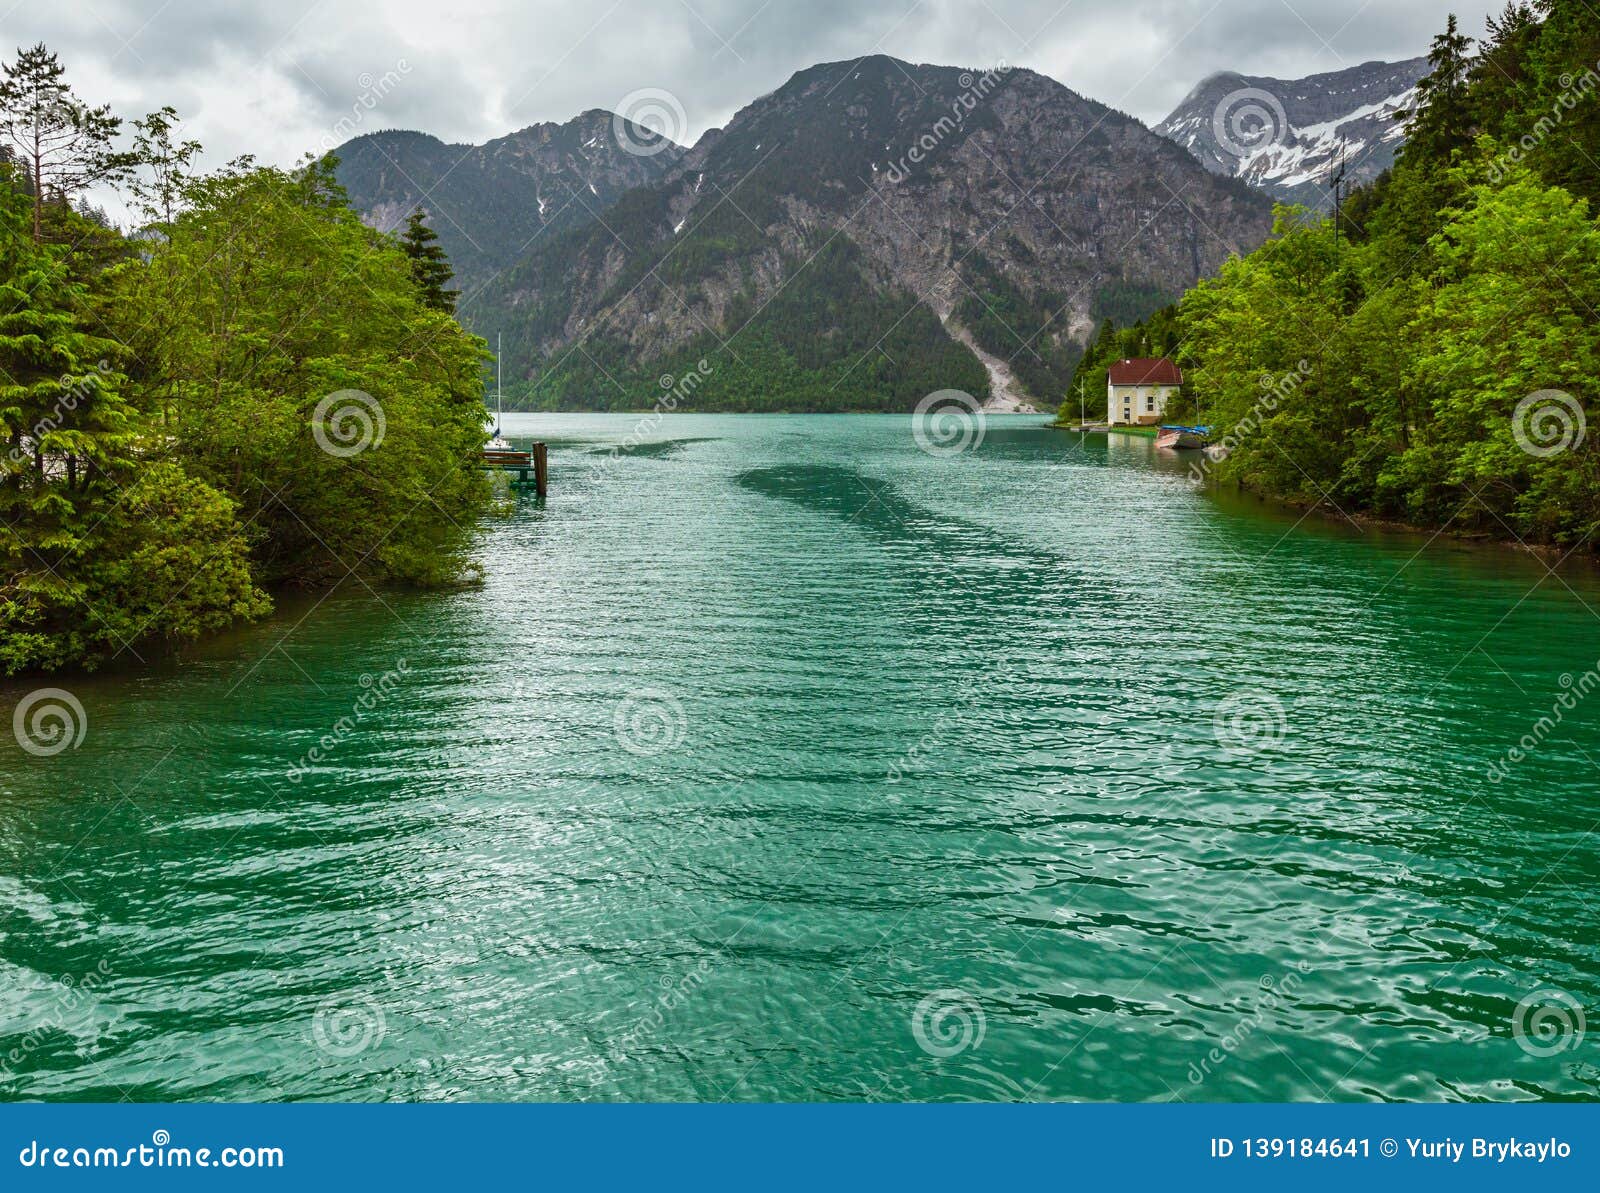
[7,0,1498,174]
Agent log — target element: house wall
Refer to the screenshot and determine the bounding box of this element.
[1107,383,1177,425]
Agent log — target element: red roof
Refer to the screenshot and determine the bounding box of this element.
[1107,357,1182,386]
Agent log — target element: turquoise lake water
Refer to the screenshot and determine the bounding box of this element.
[2,413,1598,1101]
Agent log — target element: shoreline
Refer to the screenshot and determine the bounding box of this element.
[1051,423,1595,565]
[1214,483,1598,567]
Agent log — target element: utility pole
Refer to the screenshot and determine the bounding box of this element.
[1078,379,1086,429]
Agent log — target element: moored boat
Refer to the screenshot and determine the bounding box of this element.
[1155,424,1209,450]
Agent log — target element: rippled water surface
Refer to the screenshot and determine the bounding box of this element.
[3,413,1599,1102]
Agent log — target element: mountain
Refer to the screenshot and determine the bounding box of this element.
[1154,57,1429,206]
[333,111,686,297]
[476,56,1273,411]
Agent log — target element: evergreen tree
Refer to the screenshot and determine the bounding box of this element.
[0,44,126,241]
[1404,14,1478,161]
[399,207,459,314]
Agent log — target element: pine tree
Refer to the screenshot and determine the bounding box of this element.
[1404,14,1477,162]
[0,177,140,669]
[0,44,126,242]
[399,207,459,314]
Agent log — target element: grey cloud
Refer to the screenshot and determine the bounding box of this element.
[9,0,1500,187]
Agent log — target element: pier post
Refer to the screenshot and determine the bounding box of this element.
[532,442,548,499]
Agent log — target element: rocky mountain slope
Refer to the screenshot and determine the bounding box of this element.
[476,56,1272,411]
[333,112,685,296]
[1154,57,1429,207]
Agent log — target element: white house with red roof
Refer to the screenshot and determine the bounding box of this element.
[1107,357,1182,426]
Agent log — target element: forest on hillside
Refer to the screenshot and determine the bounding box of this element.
[1069,1,1600,552]
[0,45,491,675]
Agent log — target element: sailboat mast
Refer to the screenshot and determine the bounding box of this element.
[496,332,503,434]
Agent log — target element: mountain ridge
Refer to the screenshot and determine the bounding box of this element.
[471,54,1272,410]
[1154,55,1429,205]
[333,109,687,296]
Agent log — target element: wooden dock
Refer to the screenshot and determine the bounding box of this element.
[483,442,547,497]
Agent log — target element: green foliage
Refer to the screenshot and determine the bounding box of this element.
[1091,279,1174,328]
[126,106,202,228]
[109,158,491,589]
[1169,5,1600,550]
[0,46,493,673]
[0,177,138,671]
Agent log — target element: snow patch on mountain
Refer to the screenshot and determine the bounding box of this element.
[1154,57,1429,205]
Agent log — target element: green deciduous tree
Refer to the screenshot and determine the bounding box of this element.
[127,106,203,228]
[110,159,490,590]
